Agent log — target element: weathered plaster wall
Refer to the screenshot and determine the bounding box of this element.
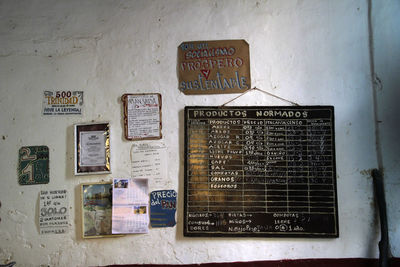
[0,0,397,266]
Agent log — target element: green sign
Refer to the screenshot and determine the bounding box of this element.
[18,146,49,185]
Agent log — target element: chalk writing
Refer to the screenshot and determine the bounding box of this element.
[184,106,338,237]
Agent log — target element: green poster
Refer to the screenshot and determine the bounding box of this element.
[18,146,49,185]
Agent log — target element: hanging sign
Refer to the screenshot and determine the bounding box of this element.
[178,40,250,95]
[18,146,49,185]
[150,190,177,228]
[42,90,83,115]
[184,106,338,237]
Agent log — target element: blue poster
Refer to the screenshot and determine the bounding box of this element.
[150,190,177,228]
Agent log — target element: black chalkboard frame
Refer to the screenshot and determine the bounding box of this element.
[183,106,338,238]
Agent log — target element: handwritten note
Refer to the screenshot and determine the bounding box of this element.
[39,190,69,235]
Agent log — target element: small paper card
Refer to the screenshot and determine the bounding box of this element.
[42,90,84,115]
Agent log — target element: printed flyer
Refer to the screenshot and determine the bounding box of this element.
[42,90,83,115]
[131,142,167,187]
[112,178,149,234]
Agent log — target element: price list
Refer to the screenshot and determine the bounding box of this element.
[184,106,338,237]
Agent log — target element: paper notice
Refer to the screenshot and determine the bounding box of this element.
[131,142,167,187]
[126,94,161,139]
[42,90,84,115]
[112,178,149,234]
[79,131,106,166]
[39,189,69,235]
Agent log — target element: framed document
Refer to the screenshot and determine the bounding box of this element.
[121,93,162,141]
[81,181,122,239]
[74,122,111,175]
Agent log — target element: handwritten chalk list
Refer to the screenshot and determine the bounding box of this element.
[184,106,338,237]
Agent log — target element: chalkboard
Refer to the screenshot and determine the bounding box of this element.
[184,106,338,237]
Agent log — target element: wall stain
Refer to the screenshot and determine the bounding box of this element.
[360,169,373,177]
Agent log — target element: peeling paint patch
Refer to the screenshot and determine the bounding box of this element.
[7,209,27,223]
[360,169,373,177]
[23,241,32,249]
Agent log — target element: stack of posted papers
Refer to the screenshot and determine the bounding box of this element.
[112,178,149,234]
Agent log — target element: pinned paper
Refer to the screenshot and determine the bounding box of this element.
[150,190,177,228]
[42,90,83,115]
[39,190,69,234]
[112,178,149,234]
[131,142,168,187]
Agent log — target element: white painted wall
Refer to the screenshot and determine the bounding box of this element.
[0,0,397,266]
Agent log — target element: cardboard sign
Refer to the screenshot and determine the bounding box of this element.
[178,40,251,94]
[42,90,83,115]
[39,189,69,235]
[150,190,177,228]
[18,146,49,185]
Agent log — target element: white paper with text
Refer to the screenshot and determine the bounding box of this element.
[112,178,149,234]
[131,142,167,187]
